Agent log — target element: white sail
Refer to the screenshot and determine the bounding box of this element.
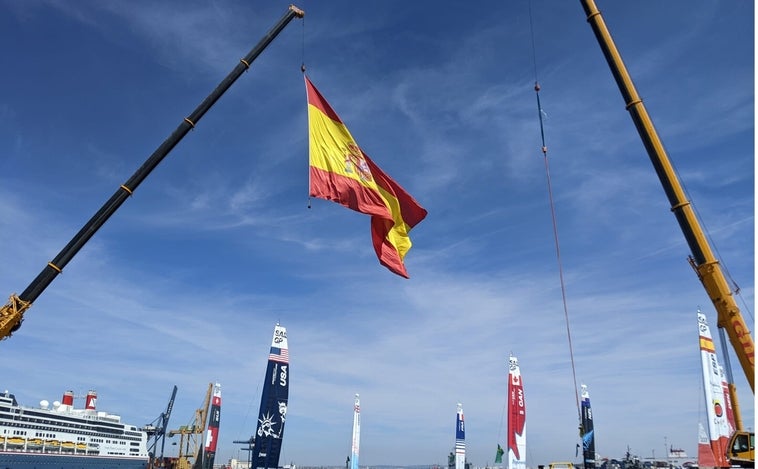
[350,394,360,469]
[455,403,465,469]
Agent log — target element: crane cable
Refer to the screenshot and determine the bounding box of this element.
[528,0,582,430]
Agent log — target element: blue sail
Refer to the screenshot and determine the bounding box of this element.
[580,384,595,469]
[252,324,290,469]
[455,403,465,469]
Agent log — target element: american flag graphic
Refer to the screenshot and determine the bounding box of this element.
[269,346,289,363]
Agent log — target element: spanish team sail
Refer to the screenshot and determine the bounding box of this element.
[253,324,290,469]
[697,311,732,467]
[350,394,361,469]
[580,384,596,469]
[506,355,526,469]
[455,403,465,469]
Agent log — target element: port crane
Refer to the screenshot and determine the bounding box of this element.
[145,385,178,468]
[167,383,213,469]
[579,0,754,465]
[0,4,304,340]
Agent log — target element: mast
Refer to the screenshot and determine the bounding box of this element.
[350,394,361,469]
[0,5,305,340]
[579,385,595,469]
[455,403,465,469]
[506,355,526,469]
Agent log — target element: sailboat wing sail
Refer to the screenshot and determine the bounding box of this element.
[507,355,526,469]
[580,384,596,469]
[697,311,731,467]
[350,394,361,469]
[202,383,221,469]
[455,403,465,469]
[253,324,290,469]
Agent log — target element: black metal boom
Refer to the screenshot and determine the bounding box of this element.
[0,5,304,339]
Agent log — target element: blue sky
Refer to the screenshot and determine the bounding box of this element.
[0,0,754,467]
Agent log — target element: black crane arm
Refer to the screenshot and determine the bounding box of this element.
[0,5,304,340]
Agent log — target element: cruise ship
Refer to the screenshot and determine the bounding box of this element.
[0,388,149,468]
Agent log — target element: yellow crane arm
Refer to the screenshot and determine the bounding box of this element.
[0,295,31,339]
[580,0,754,392]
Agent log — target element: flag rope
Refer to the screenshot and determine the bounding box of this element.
[528,0,582,432]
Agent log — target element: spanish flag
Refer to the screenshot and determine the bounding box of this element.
[305,76,427,278]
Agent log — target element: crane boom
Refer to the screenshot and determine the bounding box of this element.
[579,0,754,465]
[579,0,754,390]
[145,385,178,468]
[168,383,213,469]
[0,4,304,340]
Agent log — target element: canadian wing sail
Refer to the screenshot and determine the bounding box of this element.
[507,355,526,469]
[455,403,465,469]
[253,324,290,469]
[580,384,596,469]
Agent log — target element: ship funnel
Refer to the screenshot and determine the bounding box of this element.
[85,390,97,410]
[62,390,74,407]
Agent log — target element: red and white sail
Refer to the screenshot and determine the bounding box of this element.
[507,355,526,469]
[697,311,731,467]
[718,365,736,437]
[697,422,718,468]
[203,383,221,469]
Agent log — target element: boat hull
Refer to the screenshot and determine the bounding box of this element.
[0,451,148,468]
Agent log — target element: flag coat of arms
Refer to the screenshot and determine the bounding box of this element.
[305,76,427,278]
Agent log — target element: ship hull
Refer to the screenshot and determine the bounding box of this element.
[0,388,150,469]
[0,451,148,468]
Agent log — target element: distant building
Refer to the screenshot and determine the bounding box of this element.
[224,458,250,469]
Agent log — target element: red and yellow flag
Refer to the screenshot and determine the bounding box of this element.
[305,76,427,278]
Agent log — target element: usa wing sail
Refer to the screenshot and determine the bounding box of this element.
[253,324,290,469]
